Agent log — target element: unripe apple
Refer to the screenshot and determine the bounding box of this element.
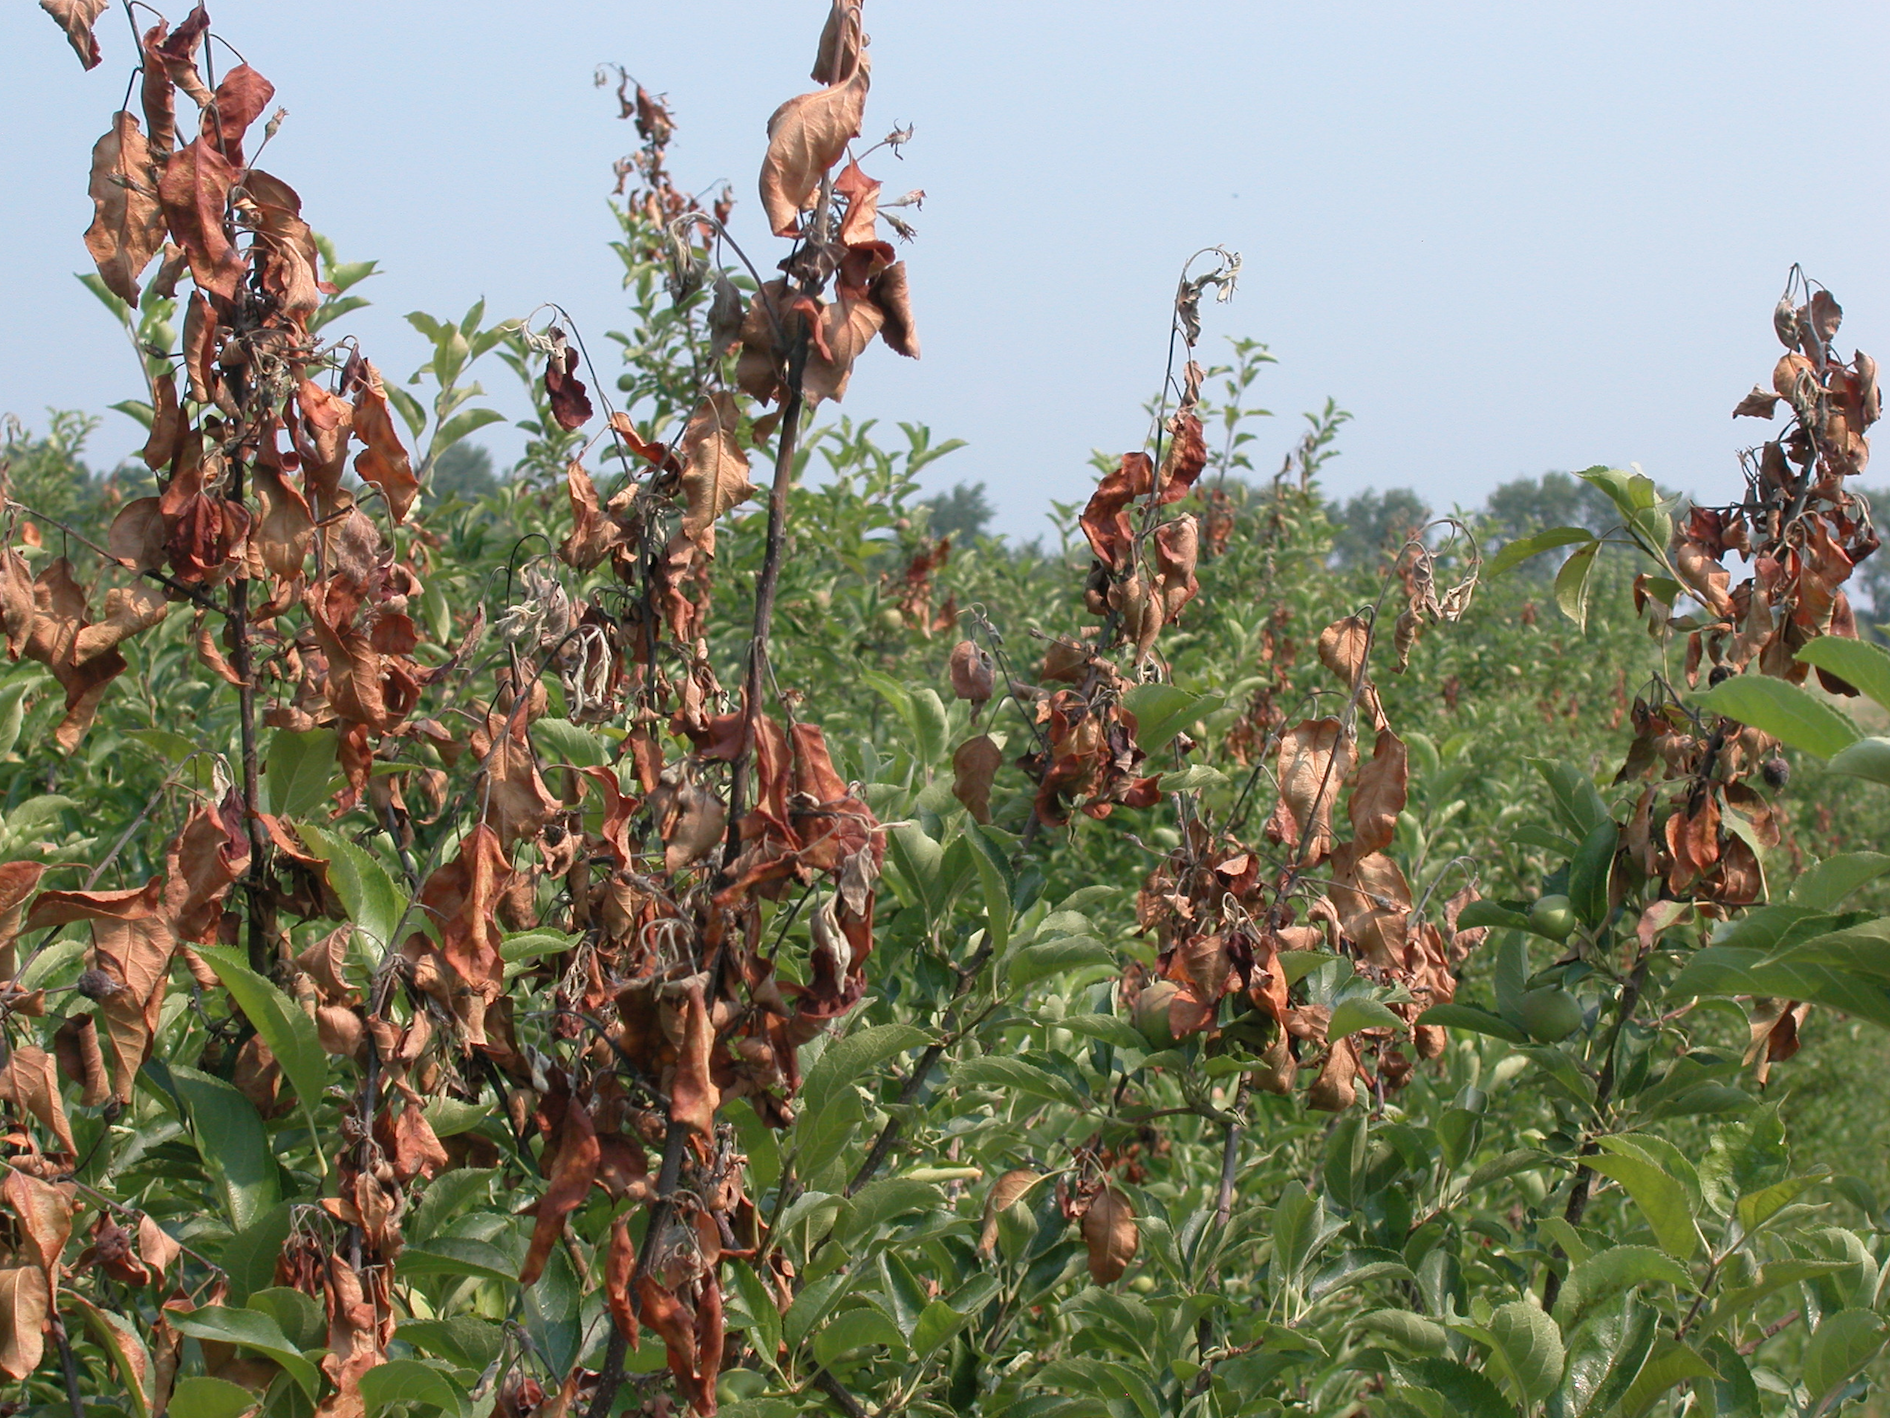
[1518,986,1583,1043]
[1130,981,1181,1049]
[1529,893,1578,941]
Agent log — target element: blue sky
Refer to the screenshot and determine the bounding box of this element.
[3,1,1887,537]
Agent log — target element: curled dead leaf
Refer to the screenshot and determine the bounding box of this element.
[1080,1184,1138,1283]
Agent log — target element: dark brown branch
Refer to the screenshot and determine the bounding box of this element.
[811,1367,871,1418]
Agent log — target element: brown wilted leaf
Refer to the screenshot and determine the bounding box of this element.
[20,557,140,751]
[811,0,863,84]
[83,112,166,304]
[0,1047,77,1158]
[677,392,756,555]
[349,361,420,524]
[759,63,870,236]
[26,878,175,1104]
[39,0,107,68]
[136,1214,180,1278]
[559,461,627,571]
[51,1016,108,1108]
[1307,1038,1360,1111]
[1264,718,1351,863]
[1328,842,1413,970]
[1672,535,1734,619]
[520,1094,600,1287]
[1080,1185,1138,1283]
[1347,729,1407,856]
[952,734,1003,824]
[0,1267,47,1380]
[1733,386,1781,420]
[1153,514,1200,623]
[0,863,46,978]
[544,330,593,431]
[1317,615,1370,689]
[948,640,994,709]
[803,293,885,403]
[155,136,243,301]
[252,464,314,584]
[870,261,920,359]
[202,64,274,165]
[979,1169,1042,1253]
[670,981,720,1136]
[2,1169,72,1290]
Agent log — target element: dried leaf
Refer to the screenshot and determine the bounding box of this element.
[155,136,243,301]
[759,63,870,236]
[0,1267,47,1380]
[948,640,994,708]
[980,1169,1041,1253]
[83,112,166,304]
[677,392,756,555]
[1347,729,1407,856]
[0,1048,77,1158]
[519,1095,599,1287]
[870,261,920,359]
[1080,1185,1138,1283]
[39,0,106,69]
[952,734,1002,824]
[349,361,420,524]
[810,0,863,84]
[1263,718,1351,863]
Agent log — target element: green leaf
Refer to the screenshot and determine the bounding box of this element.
[1329,997,1406,1041]
[1397,1358,1518,1418]
[1617,1340,1715,1418]
[1358,1310,1450,1355]
[951,1056,1082,1108]
[1587,1142,1700,1260]
[803,1023,931,1105]
[263,728,338,818]
[170,1066,279,1231]
[1797,637,1890,712]
[1121,683,1221,753]
[813,1306,908,1370]
[298,822,407,950]
[836,1178,943,1247]
[0,679,32,760]
[167,1377,259,1418]
[397,1237,520,1285]
[1414,1003,1525,1044]
[169,1307,320,1399]
[1487,527,1596,578]
[1803,1309,1887,1413]
[1455,900,1534,932]
[1790,853,1890,911]
[1695,676,1860,759]
[1008,935,1114,989]
[1736,1171,1828,1233]
[531,717,610,769]
[196,945,329,1166]
[1553,540,1601,632]
[1567,819,1618,929]
[964,824,1015,951]
[359,1358,466,1417]
[1552,1246,1693,1336]
[1483,1299,1565,1405]
[1562,1295,1657,1418]
[1826,736,1890,786]
[427,406,506,462]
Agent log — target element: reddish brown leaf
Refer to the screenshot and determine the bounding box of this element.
[349,361,420,523]
[677,392,757,556]
[759,63,870,236]
[155,137,243,301]
[870,261,920,359]
[2,1170,72,1293]
[39,0,106,68]
[1080,1185,1138,1283]
[519,1096,598,1286]
[0,863,47,980]
[979,1169,1043,1253]
[202,64,274,165]
[83,112,166,304]
[544,333,593,431]
[1328,842,1413,970]
[27,878,174,1103]
[948,640,994,709]
[51,1017,108,1108]
[1264,718,1352,864]
[952,734,1002,824]
[0,1266,47,1380]
[559,461,626,570]
[1347,729,1408,856]
[670,981,721,1137]
[0,1047,77,1158]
